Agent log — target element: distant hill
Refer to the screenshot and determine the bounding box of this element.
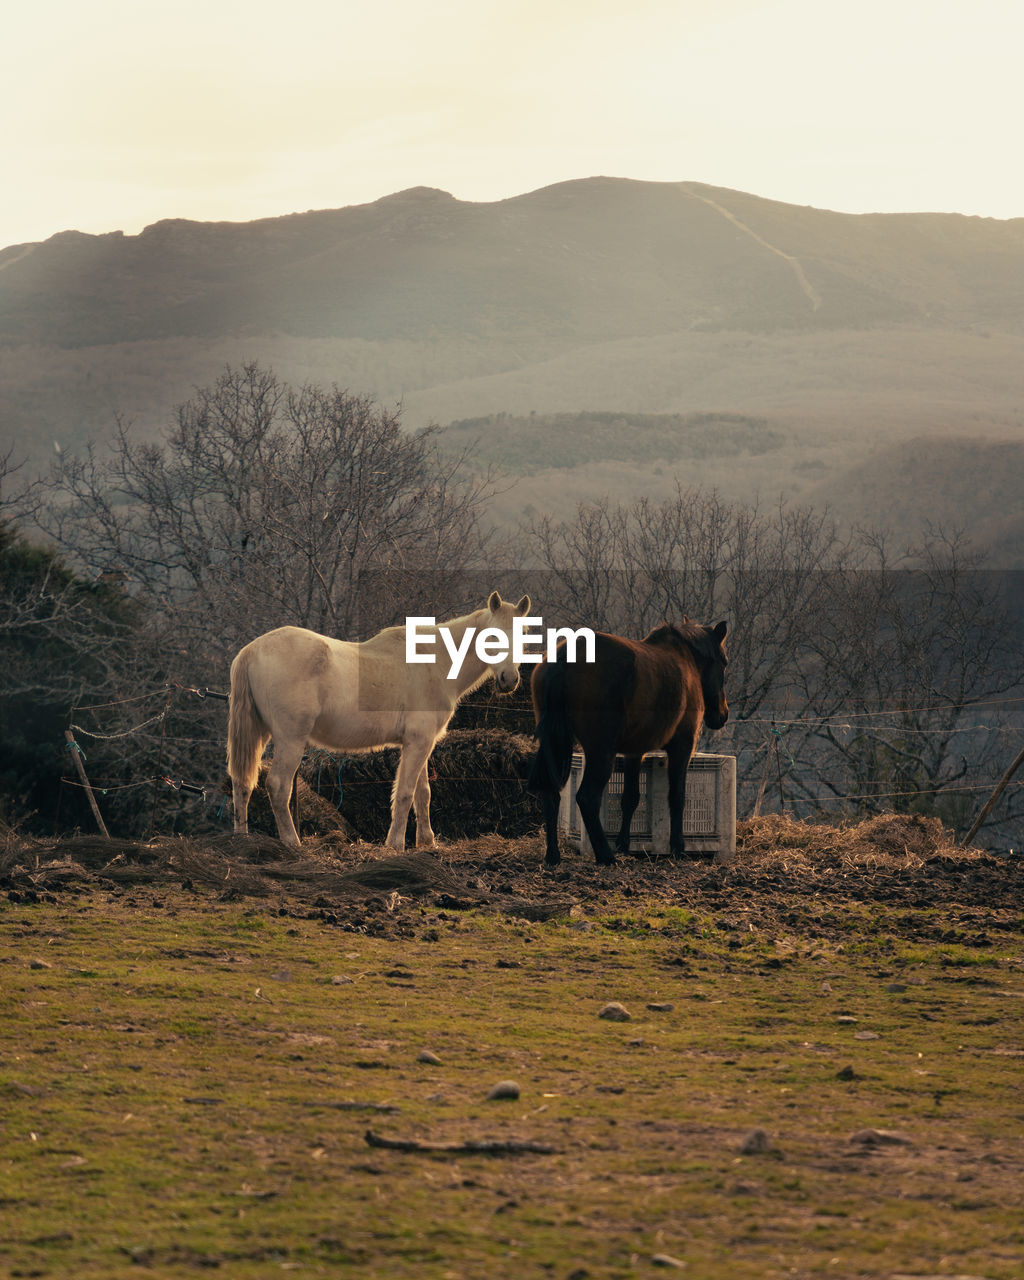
[1,177,1023,559]
[804,436,1024,566]
[441,410,784,474]
[3,179,1024,349]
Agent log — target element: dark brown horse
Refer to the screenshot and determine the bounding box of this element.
[528,619,729,866]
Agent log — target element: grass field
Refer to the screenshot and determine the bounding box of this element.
[1,823,1022,1279]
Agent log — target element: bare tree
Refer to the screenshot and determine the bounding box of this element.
[27,363,498,835]
[519,491,1024,843]
[790,529,1024,834]
[519,484,847,719]
[41,364,497,655]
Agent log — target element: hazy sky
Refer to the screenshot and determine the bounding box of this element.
[4,0,1022,249]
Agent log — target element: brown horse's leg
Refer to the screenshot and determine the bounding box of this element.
[577,752,617,866]
[540,787,562,866]
[666,735,697,856]
[615,755,641,856]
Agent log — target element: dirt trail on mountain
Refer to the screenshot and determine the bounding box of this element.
[688,190,822,312]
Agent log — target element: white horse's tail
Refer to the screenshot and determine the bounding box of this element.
[226,648,267,793]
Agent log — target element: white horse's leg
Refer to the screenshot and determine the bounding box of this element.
[412,762,436,849]
[231,775,253,836]
[385,737,434,851]
[266,741,305,849]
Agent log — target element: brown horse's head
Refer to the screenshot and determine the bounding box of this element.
[650,618,730,731]
[697,619,729,730]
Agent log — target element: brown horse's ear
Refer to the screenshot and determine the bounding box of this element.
[487,590,502,612]
[516,595,531,615]
[713,620,728,643]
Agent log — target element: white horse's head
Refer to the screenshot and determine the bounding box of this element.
[483,591,532,693]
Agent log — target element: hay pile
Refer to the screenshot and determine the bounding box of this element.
[737,811,976,872]
[0,831,474,905]
[173,840,473,903]
[2,812,1017,920]
[299,728,540,843]
[0,832,581,921]
[239,775,355,841]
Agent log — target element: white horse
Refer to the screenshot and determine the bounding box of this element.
[227,592,531,850]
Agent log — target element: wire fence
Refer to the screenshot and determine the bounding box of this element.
[51,677,1024,849]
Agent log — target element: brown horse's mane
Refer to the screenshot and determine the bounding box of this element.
[643,620,726,665]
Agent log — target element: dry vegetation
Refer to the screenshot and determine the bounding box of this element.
[2,812,1016,934]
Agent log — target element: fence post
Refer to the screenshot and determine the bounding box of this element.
[64,730,111,839]
[961,741,1024,848]
[751,730,774,818]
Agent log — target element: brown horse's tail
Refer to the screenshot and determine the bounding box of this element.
[226,647,267,793]
[527,652,575,794]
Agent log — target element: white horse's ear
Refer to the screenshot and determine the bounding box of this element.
[516,595,531,615]
[487,590,502,612]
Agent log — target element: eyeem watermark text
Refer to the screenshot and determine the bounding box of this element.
[406,616,596,679]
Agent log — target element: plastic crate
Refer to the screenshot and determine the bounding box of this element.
[559,751,736,862]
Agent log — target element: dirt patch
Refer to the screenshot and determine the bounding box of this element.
[3,813,1020,944]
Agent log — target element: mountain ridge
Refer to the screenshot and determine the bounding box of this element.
[1,176,1022,560]
[3,178,1023,350]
